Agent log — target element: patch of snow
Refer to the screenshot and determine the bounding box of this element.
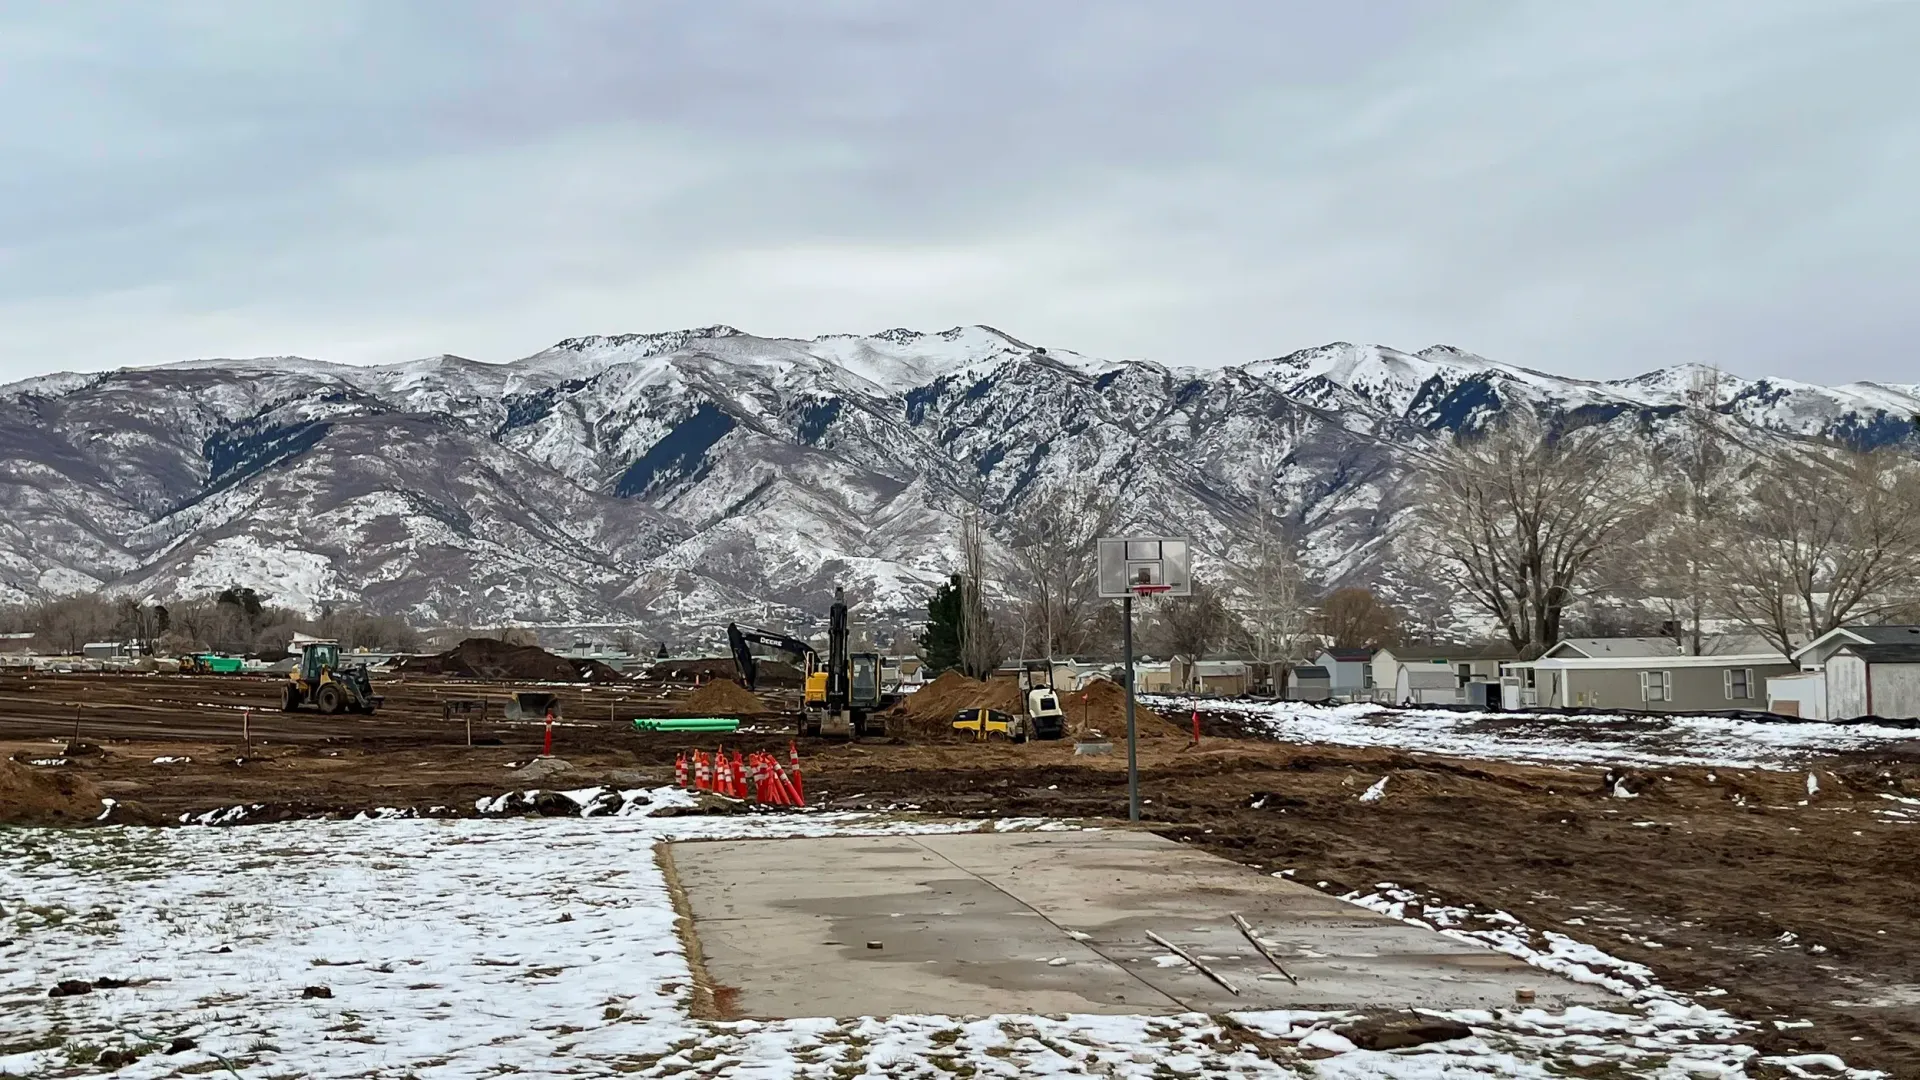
[1153,696,1916,770]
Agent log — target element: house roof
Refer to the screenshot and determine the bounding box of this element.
[1290,665,1331,680]
[1792,624,1920,661]
[1851,625,1920,644]
[1321,648,1376,662]
[1545,637,1676,659]
[1837,643,1920,664]
[1382,644,1519,662]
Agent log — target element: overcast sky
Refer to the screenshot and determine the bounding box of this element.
[1,0,1913,385]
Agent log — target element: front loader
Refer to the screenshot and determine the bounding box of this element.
[283,640,382,715]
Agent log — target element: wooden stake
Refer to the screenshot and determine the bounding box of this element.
[243,708,252,754]
[1231,912,1299,986]
[1146,930,1239,996]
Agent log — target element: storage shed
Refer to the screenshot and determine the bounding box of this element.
[1824,644,1920,720]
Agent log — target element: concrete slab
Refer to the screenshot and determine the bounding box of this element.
[668,829,1615,1019]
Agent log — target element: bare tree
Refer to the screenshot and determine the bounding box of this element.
[32,593,118,655]
[1705,445,1920,656]
[1147,578,1235,662]
[1641,366,1735,654]
[1415,412,1652,658]
[1006,484,1121,660]
[1223,484,1313,693]
[957,511,1004,677]
[1314,586,1402,650]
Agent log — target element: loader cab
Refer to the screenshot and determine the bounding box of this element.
[301,641,340,681]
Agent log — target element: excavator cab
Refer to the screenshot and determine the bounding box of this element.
[850,653,881,711]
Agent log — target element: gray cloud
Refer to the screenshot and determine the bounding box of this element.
[0,0,1913,384]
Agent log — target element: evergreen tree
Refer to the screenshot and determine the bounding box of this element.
[919,574,965,674]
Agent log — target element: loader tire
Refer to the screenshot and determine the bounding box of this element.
[316,683,344,715]
[281,684,300,712]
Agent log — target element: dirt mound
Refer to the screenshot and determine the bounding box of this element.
[886,671,1182,741]
[572,658,625,683]
[676,679,767,717]
[647,657,804,689]
[0,761,105,825]
[403,638,592,682]
[1072,677,1184,740]
[887,671,1024,739]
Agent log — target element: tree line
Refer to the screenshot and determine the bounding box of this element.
[1414,371,1920,658]
[0,587,420,658]
[913,371,1920,677]
[915,497,1409,680]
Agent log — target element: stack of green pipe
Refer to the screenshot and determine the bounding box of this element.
[632,717,741,733]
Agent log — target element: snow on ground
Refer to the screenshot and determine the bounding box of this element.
[1,793,1883,1078]
[1153,696,1918,770]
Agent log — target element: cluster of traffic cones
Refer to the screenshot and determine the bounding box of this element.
[675,742,806,807]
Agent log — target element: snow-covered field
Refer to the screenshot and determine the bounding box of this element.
[1152,696,1918,770]
[1,794,1882,1078]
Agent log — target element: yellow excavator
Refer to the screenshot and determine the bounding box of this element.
[282,640,382,715]
[726,587,891,738]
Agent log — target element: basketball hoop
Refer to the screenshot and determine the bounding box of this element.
[1129,583,1171,597]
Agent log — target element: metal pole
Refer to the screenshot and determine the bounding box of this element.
[1124,594,1138,821]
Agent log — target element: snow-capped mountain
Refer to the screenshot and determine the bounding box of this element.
[3,326,1915,641]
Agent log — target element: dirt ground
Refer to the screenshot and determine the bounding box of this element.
[3,672,1918,1074]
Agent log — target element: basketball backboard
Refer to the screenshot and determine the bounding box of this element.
[1097,536,1192,599]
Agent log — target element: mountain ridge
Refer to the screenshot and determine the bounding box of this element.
[3,325,1915,642]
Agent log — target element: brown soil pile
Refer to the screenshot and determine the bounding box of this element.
[888,672,1184,741]
[647,657,804,688]
[0,760,105,825]
[905,671,1023,717]
[403,638,612,682]
[1071,677,1185,739]
[676,679,767,717]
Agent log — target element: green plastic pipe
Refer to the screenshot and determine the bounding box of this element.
[631,717,742,732]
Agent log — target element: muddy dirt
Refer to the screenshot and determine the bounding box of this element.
[2,672,1918,1074]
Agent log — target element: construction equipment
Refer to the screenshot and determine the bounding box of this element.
[813,587,893,738]
[282,640,382,715]
[1019,659,1069,740]
[952,707,1026,742]
[727,623,817,692]
[725,587,894,739]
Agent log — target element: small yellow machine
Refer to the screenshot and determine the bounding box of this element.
[951,707,1027,742]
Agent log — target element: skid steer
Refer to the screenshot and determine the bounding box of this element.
[283,640,382,715]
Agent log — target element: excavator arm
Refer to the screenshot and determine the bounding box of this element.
[726,622,817,691]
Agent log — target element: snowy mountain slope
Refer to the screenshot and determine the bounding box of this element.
[2,325,1914,641]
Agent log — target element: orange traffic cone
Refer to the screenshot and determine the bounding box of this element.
[788,742,805,802]
[772,761,804,807]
